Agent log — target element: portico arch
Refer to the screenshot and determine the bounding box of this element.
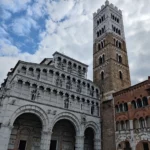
[8,113,43,150]
[84,122,101,150]
[85,121,100,135]
[10,105,49,131]
[117,141,131,150]
[51,119,76,150]
[136,140,150,150]
[51,112,81,134]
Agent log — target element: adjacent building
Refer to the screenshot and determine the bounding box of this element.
[0,52,101,150]
[114,77,150,150]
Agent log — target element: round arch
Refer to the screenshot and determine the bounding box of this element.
[10,105,49,131]
[136,140,150,150]
[51,112,80,134]
[85,121,100,136]
[117,140,131,150]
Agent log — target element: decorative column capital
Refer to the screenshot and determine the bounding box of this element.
[41,130,53,135]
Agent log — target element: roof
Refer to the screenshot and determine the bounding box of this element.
[113,76,150,97]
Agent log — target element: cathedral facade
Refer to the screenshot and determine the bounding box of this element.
[0,52,101,150]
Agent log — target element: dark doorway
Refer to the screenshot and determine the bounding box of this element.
[143,143,149,150]
[50,140,57,150]
[124,141,131,150]
[18,140,26,150]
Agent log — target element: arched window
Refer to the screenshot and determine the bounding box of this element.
[146,117,150,127]
[99,18,101,23]
[116,122,120,131]
[101,42,104,48]
[113,26,116,32]
[46,88,51,95]
[21,66,26,73]
[119,56,122,63]
[100,30,102,35]
[119,42,122,49]
[121,121,124,130]
[98,43,101,50]
[25,82,30,89]
[125,120,129,130]
[143,97,148,106]
[102,28,104,33]
[101,71,104,80]
[139,118,145,128]
[99,57,102,65]
[115,105,119,113]
[131,100,137,109]
[97,20,99,26]
[18,80,23,87]
[116,28,118,33]
[119,71,123,80]
[133,119,139,129]
[116,40,119,47]
[124,103,128,111]
[137,98,142,108]
[36,68,40,74]
[64,98,69,109]
[39,86,44,92]
[97,32,99,37]
[29,67,34,75]
[119,104,123,112]
[43,69,47,76]
[91,105,94,115]
[102,55,105,63]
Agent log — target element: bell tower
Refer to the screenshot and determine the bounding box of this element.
[93,1,131,150]
[93,0,131,99]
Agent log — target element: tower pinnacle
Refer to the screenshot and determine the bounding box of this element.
[105,0,109,5]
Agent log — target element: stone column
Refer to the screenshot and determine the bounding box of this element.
[129,120,136,150]
[40,130,52,150]
[94,138,101,150]
[75,135,84,150]
[0,125,13,150]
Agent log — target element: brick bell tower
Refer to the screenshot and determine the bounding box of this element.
[93,1,131,150]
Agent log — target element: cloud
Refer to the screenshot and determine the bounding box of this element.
[0,0,31,13]
[0,0,150,87]
[11,16,39,36]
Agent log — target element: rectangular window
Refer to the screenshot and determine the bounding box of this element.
[50,140,57,150]
[18,140,26,150]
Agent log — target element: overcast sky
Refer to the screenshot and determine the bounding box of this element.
[0,0,150,85]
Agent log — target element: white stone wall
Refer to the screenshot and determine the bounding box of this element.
[0,53,101,150]
[116,123,150,150]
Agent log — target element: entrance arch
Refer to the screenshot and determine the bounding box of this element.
[84,127,94,150]
[117,141,131,150]
[8,113,42,150]
[50,119,76,150]
[10,105,49,131]
[51,112,80,134]
[136,141,150,150]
